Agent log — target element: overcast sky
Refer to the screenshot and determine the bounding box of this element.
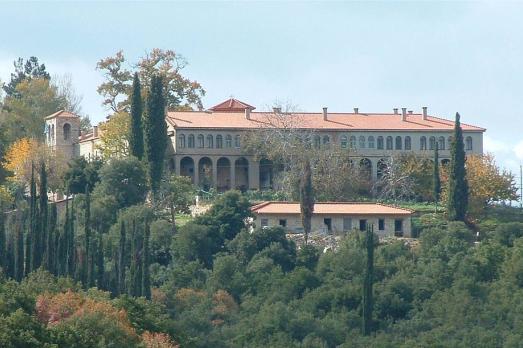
[1,1,522,177]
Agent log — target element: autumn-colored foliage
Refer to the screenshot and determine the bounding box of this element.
[97,111,130,160]
[174,288,206,311]
[141,331,180,348]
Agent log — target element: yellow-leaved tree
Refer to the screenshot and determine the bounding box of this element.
[96,112,130,160]
[441,153,518,217]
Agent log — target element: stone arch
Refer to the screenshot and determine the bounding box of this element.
[377,158,388,179]
[198,157,213,191]
[259,158,273,190]
[180,156,195,183]
[438,136,445,150]
[395,136,402,150]
[235,157,249,191]
[217,157,231,191]
[404,136,411,150]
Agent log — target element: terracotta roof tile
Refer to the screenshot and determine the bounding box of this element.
[208,98,255,112]
[44,110,80,120]
[166,111,484,132]
[251,202,414,216]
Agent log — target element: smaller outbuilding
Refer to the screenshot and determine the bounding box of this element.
[251,202,414,237]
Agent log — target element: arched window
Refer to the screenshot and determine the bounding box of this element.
[216,135,223,148]
[340,135,348,149]
[404,136,411,150]
[179,134,186,148]
[188,134,195,148]
[198,134,204,148]
[314,135,321,149]
[225,135,232,148]
[206,134,213,148]
[386,136,393,150]
[466,136,473,151]
[63,123,71,141]
[235,135,241,148]
[438,136,445,150]
[377,136,384,150]
[420,136,427,150]
[359,136,366,149]
[349,136,357,149]
[368,136,375,149]
[429,136,436,150]
[395,136,402,150]
[448,136,453,149]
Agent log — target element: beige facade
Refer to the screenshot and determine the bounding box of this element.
[251,202,413,237]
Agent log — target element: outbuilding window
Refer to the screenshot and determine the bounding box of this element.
[379,219,385,231]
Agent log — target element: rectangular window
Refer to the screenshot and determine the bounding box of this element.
[359,219,367,231]
[279,219,287,227]
[261,218,269,228]
[324,218,332,232]
[394,219,403,236]
[343,218,352,231]
[379,219,385,231]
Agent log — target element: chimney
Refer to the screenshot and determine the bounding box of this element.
[393,108,398,115]
[273,107,281,114]
[353,107,359,114]
[323,107,328,120]
[422,106,428,120]
[245,108,251,120]
[93,125,98,138]
[401,107,407,121]
[408,110,413,114]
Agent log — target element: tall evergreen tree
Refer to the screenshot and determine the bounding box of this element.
[362,225,375,336]
[118,220,126,295]
[144,74,167,196]
[59,197,69,276]
[66,197,76,277]
[130,72,144,160]
[433,145,441,213]
[46,203,57,274]
[38,161,48,270]
[96,233,104,289]
[26,164,36,275]
[142,220,151,300]
[15,215,24,281]
[129,219,141,296]
[447,112,469,221]
[300,159,314,245]
[84,186,91,287]
[0,207,5,272]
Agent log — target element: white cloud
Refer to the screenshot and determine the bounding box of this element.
[514,140,523,161]
[484,134,511,153]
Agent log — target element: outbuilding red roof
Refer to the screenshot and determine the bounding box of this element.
[44,110,80,120]
[209,98,255,112]
[251,202,414,216]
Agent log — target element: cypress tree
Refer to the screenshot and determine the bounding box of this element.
[67,197,76,277]
[362,225,375,336]
[96,233,104,289]
[26,164,36,275]
[6,231,15,279]
[299,159,314,245]
[118,220,126,295]
[0,208,5,272]
[84,186,91,287]
[39,161,48,270]
[46,203,57,274]
[129,219,138,296]
[59,197,70,276]
[142,220,151,300]
[433,145,441,213]
[144,74,167,196]
[447,112,469,221]
[130,72,144,160]
[15,214,24,281]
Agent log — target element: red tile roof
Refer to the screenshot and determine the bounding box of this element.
[44,110,80,120]
[251,202,414,216]
[209,98,256,112]
[166,110,485,132]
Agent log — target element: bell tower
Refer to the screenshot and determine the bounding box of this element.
[44,110,80,161]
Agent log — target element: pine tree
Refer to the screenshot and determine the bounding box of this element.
[142,220,151,300]
[46,203,57,274]
[144,74,167,196]
[299,159,314,245]
[118,220,126,295]
[39,161,48,270]
[433,145,441,213]
[130,72,144,160]
[84,186,91,287]
[362,224,375,336]
[447,112,469,221]
[96,233,104,289]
